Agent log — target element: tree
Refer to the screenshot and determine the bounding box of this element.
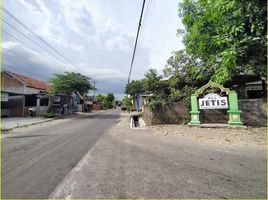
[106,93,115,102]
[163,50,207,102]
[49,72,94,95]
[143,69,163,94]
[125,80,145,95]
[103,93,115,109]
[122,96,132,111]
[179,0,267,84]
[96,94,105,104]
[96,93,115,109]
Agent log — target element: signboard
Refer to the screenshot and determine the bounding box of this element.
[1,93,9,102]
[198,93,228,110]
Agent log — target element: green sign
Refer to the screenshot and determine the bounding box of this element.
[188,81,243,126]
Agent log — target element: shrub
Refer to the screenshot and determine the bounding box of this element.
[42,112,56,118]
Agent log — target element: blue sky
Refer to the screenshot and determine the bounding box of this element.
[2,0,184,99]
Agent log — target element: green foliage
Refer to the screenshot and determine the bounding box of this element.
[96,94,105,104]
[125,69,165,95]
[179,0,267,84]
[49,72,94,95]
[143,69,163,94]
[106,93,115,102]
[125,80,145,95]
[42,112,56,118]
[96,93,115,109]
[122,96,132,111]
[163,50,206,103]
[148,98,164,111]
[114,99,122,107]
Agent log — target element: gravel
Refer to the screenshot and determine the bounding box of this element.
[148,124,266,147]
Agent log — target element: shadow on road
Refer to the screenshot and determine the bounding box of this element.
[5,135,49,139]
[79,113,120,120]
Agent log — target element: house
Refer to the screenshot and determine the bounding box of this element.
[1,71,50,117]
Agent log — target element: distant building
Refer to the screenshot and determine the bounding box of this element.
[1,71,50,117]
[225,75,266,99]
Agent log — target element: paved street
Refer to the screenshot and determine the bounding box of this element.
[2,109,120,199]
[51,113,267,199]
[2,111,266,199]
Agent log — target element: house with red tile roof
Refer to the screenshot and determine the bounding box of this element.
[1,71,50,117]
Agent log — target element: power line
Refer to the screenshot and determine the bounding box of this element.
[130,0,156,73]
[2,29,79,72]
[127,0,146,83]
[1,6,89,76]
[2,19,68,65]
[2,19,92,78]
[2,30,52,58]
[133,0,152,69]
[2,51,53,77]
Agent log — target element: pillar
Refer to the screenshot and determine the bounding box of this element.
[227,91,243,126]
[188,94,200,125]
[36,97,40,116]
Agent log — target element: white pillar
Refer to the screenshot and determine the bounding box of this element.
[36,98,40,116]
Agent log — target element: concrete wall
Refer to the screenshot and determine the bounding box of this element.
[38,106,49,114]
[142,99,267,127]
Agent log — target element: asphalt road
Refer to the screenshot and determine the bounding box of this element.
[2,109,120,199]
[51,113,267,199]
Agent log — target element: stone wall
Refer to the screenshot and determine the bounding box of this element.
[142,102,190,125]
[142,99,267,127]
[239,98,267,127]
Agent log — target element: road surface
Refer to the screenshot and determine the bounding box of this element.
[2,110,266,198]
[51,113,266,199]
[2,109,120,198]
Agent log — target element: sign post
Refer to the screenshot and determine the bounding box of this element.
[189,94,200,125]
[188,81,243,126]
[227,91,243,125]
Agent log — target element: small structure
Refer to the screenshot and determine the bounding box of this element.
[1,71,49,117]
[131,93,152,111]
[188,81,243,126]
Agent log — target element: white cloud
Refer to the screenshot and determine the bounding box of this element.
[1,41,19,49]
[2,0,184,95]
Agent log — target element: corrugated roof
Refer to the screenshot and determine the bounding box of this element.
[7,71,49,91]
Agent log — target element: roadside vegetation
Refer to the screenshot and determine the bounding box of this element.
[125,0,266,110]
[96,93,116,109]
[48,72,94,95]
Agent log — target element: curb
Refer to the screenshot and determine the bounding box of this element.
[1,118,56,132]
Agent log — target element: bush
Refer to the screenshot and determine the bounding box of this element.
[148,98,165,111]
[42,112,56,118]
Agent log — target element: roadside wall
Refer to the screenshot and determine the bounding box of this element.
[142,102,190,125]
[239,98,267,127]
[142,98,267,127]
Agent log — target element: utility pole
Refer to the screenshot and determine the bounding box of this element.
[93,80,96,98]
[127,0,146,83]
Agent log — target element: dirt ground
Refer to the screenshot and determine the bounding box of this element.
[148,124,267,147]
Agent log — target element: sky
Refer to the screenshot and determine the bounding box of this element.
[2,0,185,99]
